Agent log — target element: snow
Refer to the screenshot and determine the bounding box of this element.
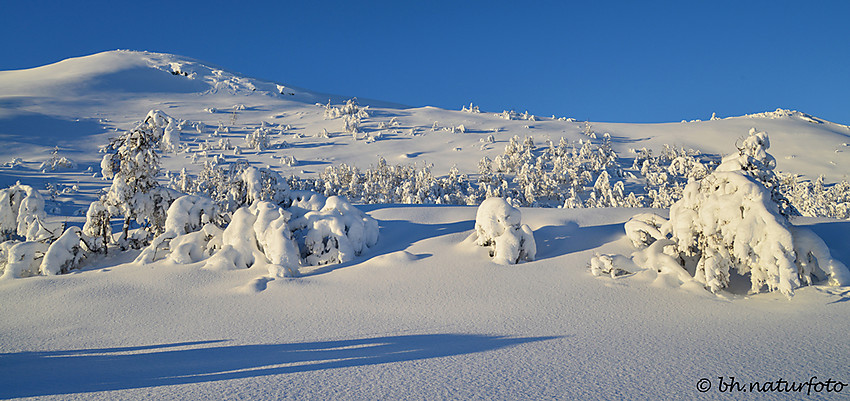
[0,50,849,400]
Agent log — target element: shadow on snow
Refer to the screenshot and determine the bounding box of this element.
[300,215,473,277]
[534,221,624,260]
[0,334,557,398]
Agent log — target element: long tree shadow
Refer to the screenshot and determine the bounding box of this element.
[0,334,559,399]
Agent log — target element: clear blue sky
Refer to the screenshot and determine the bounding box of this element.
[2,0,849,124]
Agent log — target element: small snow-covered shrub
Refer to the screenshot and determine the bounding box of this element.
[291,196,379,266]
[624,213,668,249]
[5,158,24,169]
[470,197,536,264]
[41,226,86,275]
[462,103,480,113]
[589,254,631,278]
[0,240,48,279]
[343,114,362,135]
[39,148,76,172]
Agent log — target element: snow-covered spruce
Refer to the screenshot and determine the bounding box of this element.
[91,110,183,249]
[469,197,536,264]
[618,129,850,297]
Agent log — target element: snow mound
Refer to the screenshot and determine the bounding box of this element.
[470,197,536,265]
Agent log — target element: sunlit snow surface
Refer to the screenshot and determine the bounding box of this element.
[1,51,849,400]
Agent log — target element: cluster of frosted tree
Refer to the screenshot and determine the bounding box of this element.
[85,110,184,250]
[0,110,188,278]
[0,110,378,279]
[142,168,378,277]
[776,174,850,219]
[296,134,711,209]
[615,129,849,297]
[324,98,369,135]
[294,158,482,205]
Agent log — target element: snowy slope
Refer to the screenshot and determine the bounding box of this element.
[1,51,849,400]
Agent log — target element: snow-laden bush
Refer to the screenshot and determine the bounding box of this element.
[291,196,379,266]
[41,226,86,275]
[619,129,850,297]
[136,197,300,277]
[203,201,301,277]
[0,240,48,279]
[0,183,59,241]
[134,194,222,264]
[140,190,378,272]
[0,225,84,278]
[470,197,536,264]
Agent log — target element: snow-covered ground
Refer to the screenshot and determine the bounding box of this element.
[1,51,849,400]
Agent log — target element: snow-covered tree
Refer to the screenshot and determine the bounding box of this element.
[469,197,536,264]
[621,129,850,297]
[88,110,179,249]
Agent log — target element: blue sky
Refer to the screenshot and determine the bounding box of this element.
[2,1,849,124]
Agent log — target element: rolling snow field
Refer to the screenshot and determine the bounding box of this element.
[1,51,849,400]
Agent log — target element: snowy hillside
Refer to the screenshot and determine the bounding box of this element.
[1,51,849,400]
